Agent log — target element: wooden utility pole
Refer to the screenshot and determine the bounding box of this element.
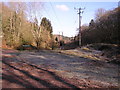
[62,32,63,41]
[74,7,85,47]
[59,31,63,41]
[58,31,60,49]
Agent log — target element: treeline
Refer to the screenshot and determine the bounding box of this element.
[75,7,120,46]
[1,2,54,49]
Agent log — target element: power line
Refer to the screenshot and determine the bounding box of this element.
[43,5,52,20]
[49,2,62,28]
[73,16,78,28]
[43,3,62,35]
[42,2,60,26]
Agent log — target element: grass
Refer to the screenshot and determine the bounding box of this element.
[54,49,101,61]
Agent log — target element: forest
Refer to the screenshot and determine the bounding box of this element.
[77,7,120,46]
[1,2,120,50]
[1,2,55,50]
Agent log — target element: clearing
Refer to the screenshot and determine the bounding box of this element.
[1,48,120,88]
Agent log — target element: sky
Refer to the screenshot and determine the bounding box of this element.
[40,2,118,37]
[0,0,119,37]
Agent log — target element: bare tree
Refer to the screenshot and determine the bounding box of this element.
[26,2,43,49]
[95,8,106,21]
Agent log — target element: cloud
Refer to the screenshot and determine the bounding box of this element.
[56,5,69,11]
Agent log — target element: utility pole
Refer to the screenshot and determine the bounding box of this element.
[74,7,85,47]
[58,31,64,49]
[59,31,63,41]
[59,31,60,42]
[62,32,63,41]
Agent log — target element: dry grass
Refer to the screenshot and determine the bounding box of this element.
[55,50,101,61]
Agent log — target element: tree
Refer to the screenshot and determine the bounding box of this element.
[80,7,120,45]
[55,37,58,42]
[95,8,106,21]
[26,2,44,49]
[40,17,53,49]
[89,19,95,28]
[32,17,42,49]
[2,3,33,48]
[40,17,53,35]
[2,3,19,47]
[2,2,55,50]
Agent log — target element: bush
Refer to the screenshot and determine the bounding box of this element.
[16,45,37,50]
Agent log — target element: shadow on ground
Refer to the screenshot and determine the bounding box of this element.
[2,56,79,88]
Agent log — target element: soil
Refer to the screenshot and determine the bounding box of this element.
[1,49,120,89]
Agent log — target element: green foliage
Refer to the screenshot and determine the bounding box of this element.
[40,17,53,34]
[55,37,58,42]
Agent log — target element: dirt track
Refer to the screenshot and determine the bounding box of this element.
[2,49,120,88]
